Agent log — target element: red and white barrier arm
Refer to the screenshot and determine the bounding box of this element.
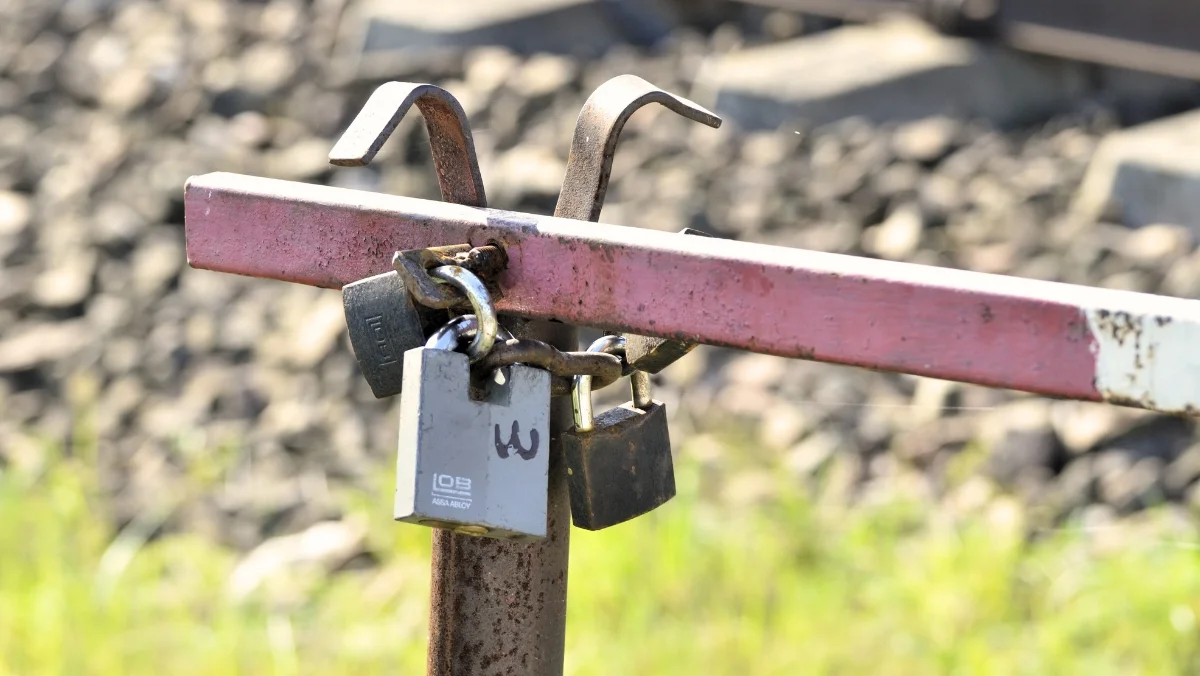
[185,172,1200,415]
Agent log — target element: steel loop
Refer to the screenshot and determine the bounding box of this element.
[425,314,512,355]
[427,266,498,362]
[572,335,626,432]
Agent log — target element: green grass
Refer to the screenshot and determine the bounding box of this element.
[2,432,1200,675]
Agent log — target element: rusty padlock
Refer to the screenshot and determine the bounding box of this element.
[562,335,675,531]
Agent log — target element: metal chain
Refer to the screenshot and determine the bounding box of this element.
[475,338,624,396]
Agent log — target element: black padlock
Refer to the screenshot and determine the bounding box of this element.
[345,264,501,399]
[342,270,446,399]
[562,335,675,531]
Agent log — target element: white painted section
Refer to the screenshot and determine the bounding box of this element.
[1087,308,1200,414]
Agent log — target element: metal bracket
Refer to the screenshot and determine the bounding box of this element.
[392,244,508,310]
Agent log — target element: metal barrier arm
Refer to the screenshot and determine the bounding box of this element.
[185,171,1200,416]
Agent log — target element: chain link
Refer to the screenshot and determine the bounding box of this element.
[475,338,623,396]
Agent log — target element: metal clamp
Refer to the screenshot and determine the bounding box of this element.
[393,244,507,310]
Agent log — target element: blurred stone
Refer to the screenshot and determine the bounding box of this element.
[228,111,272,148]
[0,191,31,236]
[99,67,153,112]
[130,232,184,299]
[1163,252,1200,298]
[1122,223,1194,264]
[785,431,839,475]
[1047,455,1095,515]
[695,17,1086,131]
[984,426,1061,489]
[864,203,923,260]
[238,42,297,95]
[229,518,367,599]
[1099,455,1165,512]
[93,201,148,245]
[713,382,777,418]
[725,352,789,389]
[282,292,345,369]
[464,47,522,96]
[721,470,776,507]
[1075,109,1200,234]
[892,116,959,163]
[264,137,332,181]
[944,475,995,516]
[1049,401,1150,454]
[0,320,88,371]
[1164,443,1200,497]
[757,401,810,452]
[257,0,305,41]
[31,248,95,308]
[513,53,577,99]
[343,0,647,73]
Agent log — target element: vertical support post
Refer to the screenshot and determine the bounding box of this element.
[426,320,575,676]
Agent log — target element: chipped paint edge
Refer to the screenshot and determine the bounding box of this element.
[1086,308,1200,416]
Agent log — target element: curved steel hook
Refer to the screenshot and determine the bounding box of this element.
[329,82,486,207]
[554,74,721,222]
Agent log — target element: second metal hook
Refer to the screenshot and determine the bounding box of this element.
[554,74,722,222]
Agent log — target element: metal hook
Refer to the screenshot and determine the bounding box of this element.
[329,82,487,207]
[553,74,721,222]
[555,74,722,375]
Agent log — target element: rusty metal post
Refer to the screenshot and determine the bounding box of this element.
[426,318,575,676]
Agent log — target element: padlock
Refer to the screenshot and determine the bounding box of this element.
[343,264,498,399]
[394,316,550,541]
[563,335,675,531]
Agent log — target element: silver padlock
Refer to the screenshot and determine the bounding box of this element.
[394,315,550,541]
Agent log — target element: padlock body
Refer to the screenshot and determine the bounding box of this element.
[563,400,675,531]
[343,270,443,399]
[395,346,550,541]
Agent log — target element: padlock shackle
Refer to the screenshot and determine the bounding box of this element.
[426,314,514,354]
[572,335,623,432]
[631,370,651,409]
[572,335,654,432]
[427,266,498,361]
